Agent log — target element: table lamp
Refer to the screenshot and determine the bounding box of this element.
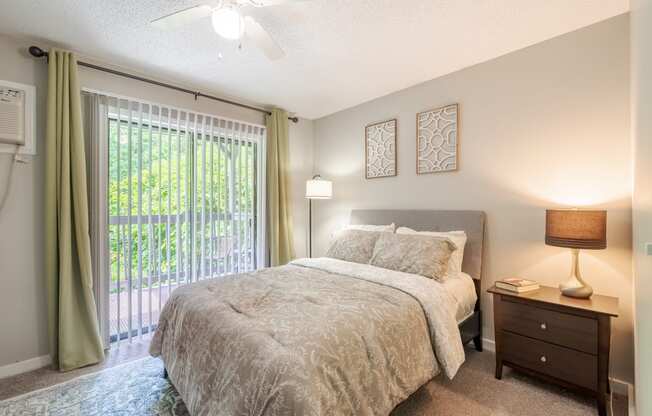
[545,209,607,298]
[305,175,332,257]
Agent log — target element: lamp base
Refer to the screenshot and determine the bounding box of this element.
[559,248,593,299]
[559,276,593,298]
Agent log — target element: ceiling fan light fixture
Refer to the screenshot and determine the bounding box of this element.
[211,6,244,40]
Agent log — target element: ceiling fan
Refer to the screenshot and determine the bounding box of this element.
[151,0,301,60]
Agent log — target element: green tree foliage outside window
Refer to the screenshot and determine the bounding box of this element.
[108,119,258,295]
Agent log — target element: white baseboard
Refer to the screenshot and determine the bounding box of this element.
[0,355,51,379]
[628,383,636,416]
[477,337,634,403]
[481,337,495,352]
[610,377,631,396]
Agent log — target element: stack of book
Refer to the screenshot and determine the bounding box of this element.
[495,278,540,293]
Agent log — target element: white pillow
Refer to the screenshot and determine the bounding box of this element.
[396,227,467,276]
[344,223,395,233]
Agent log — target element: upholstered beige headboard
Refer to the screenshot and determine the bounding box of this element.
[350,209,486,280]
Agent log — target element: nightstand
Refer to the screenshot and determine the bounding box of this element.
[488,285,618,416]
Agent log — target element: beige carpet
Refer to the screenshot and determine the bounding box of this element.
[0,338,152,401]
[393,348,627,416]
[0,341,627,416]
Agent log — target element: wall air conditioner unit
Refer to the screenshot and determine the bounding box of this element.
[0,80,36,155]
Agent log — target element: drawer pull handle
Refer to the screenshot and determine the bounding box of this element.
[540,356,547,363]
[540,323,547,330]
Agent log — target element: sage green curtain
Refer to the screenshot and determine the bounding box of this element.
[266,108,295,266]
[45,49,105,371]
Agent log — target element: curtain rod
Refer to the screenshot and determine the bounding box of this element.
[28,46,299,123]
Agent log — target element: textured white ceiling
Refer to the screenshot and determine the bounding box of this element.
[0,0,628,119]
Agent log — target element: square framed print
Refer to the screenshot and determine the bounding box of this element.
[365,118,397,179]
[416,104,458,174]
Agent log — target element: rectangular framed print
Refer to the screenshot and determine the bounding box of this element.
[416,104,458,174]
[365,118,397,179]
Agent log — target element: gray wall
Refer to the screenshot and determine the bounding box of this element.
[0,33,314,368]
[631,0,652,412]
[0,35,49,369]
[312,15,634,383]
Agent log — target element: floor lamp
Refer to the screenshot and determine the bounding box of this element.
[305,175,332,257]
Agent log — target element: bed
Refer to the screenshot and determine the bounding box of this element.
[150,209,485,416]
[349,209,484,351]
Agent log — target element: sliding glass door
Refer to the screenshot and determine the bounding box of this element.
[86,92,266,344]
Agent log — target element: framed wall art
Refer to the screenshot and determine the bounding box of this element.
[365,118,397,179]
[416,104,458,174]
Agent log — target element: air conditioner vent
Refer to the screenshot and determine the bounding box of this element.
[0,80,35,155]
[0,87,24,145]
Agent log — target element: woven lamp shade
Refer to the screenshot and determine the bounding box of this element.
[545,209,607,249]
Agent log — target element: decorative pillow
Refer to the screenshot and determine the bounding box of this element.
[326,229,381,264]
[369,233,456,281]
[343,223,395,233]
[396,227,467,275]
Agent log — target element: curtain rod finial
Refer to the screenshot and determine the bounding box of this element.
[28,46,48,58]
[289,116,299,123]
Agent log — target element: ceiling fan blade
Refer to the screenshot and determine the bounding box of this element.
[244,16,285,60]
[151,5,213,30]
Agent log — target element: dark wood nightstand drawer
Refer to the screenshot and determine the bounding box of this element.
[489,285,619,416]
[502,331,598,390]
[501,298,598,354]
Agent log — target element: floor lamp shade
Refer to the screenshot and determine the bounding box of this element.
[545,209,607,299]
[306,177,332,199]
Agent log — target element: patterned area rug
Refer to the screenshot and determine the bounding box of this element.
[0,357,187,416]
[0,350,626,416]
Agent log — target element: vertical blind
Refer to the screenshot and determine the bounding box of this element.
[85,91,266,344]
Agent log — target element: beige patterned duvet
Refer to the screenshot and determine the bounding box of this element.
[150,257,465,416]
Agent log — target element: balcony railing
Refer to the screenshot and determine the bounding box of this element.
[108,211,256,342]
